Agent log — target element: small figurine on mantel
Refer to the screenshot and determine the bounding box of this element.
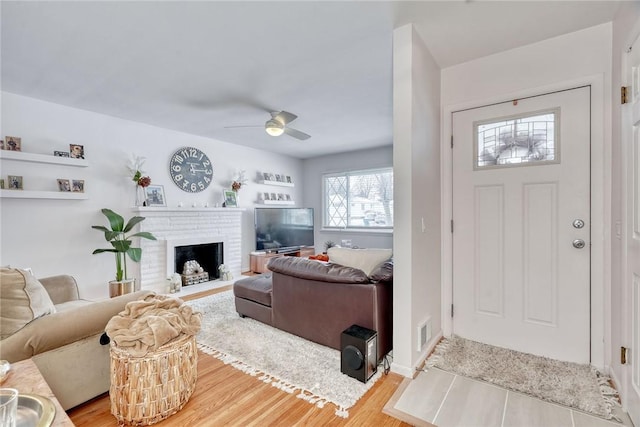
[219,264,233,281]
[167,273,182,293]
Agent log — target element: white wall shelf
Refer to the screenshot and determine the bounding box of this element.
[0,189,88,200]
[258,180,294,188]
[0,150,89,167]
[259,200,295,205]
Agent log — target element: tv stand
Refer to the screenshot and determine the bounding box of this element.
[250,247,315,274]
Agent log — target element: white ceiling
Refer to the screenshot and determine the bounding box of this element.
[1,1,621,159]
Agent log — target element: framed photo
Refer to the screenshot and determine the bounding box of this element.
[223,190,238,207]
[277,193,284,201]
[285,175,292,184]
[285,194,292,201]
[275,174,282,182]
[69,144,84,159]
[6,137,21,151]
[54,150,70,157]
[144,185,166,207]
[8,175,23,190]
[268,173,275,181]
[263,172,271,181]
[57,179,71,192]
[0,179,4,189]
[72,180,84,193]
[263,192,271,200]
[270,192,276,201]
[0,140,4,150]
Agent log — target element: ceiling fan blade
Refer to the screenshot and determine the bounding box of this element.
[224,125,263,129]
[284,127,311,141]
[273,111,298,125]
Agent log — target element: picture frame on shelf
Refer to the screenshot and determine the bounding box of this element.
[268,173,275,181]
[57,179,71,192]
[6,137,21,152]
[275,174,282,182]
[0,140,4,150]
[263,172,271,181]
[270,192,277,201]
[263,192,271,200]
[54,150,70,157]
[285,194,292,201]
[0,179,4,189]
[145,185,166,207]
[72,180,84,193]
[277,193,284,201]
[285,176,292,184]
[8,175,23,190]
[223,190,237,207]
[69,144,85,159]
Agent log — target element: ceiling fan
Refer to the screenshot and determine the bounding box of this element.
[225,111,311,141]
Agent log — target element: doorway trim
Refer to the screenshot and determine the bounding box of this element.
[441,73,609,369]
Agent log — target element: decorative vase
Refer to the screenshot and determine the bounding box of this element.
[109,278,136,298]
[135,185,146,207]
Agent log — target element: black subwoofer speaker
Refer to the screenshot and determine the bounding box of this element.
[341,324,377,383]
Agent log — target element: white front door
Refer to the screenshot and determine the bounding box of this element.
[622,34,640,426]
[452,86,591,363]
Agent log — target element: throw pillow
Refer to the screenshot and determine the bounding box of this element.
[327,247,393,276]
[0,268,56,340]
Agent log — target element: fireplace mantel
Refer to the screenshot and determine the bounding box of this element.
[134,207,245,291]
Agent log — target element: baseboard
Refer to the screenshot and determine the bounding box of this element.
[390,331,444,378]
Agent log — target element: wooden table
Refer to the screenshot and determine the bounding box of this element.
[2,358,74,426]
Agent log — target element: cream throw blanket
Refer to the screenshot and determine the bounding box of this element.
[106,294,202,357]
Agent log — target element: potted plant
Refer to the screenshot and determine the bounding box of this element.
[92,208,157,297]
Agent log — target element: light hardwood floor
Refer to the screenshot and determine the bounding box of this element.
[68,286,410,426]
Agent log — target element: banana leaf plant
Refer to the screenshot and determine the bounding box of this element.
[91,208,157,282]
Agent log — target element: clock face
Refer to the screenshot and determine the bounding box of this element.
[169,147,213,193]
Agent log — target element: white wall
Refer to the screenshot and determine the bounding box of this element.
[392,24,441,376]
[301,145,393,252]
[0,92,303,299]
[610,1,640,397]
[441,23,612,369]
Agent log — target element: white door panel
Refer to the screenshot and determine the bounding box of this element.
[623,33,640,425]
[453,86,590,363]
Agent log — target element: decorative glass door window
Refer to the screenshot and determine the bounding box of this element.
[474,108,559,169]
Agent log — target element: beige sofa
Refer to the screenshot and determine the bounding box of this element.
[0,271,152,410]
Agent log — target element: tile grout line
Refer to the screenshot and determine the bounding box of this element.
[570,409,575,427]
[432,374,457,424]
[500,391,509,427]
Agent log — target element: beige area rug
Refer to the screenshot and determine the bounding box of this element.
[186,290,381,418]
[426,335,620,421]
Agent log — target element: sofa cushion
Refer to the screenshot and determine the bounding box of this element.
[369,260,394,282]
[234,274,273,307]
[267,256,370,283]
[327,247,393,276]
[0,268,56,340]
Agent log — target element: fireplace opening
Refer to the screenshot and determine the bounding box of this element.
[174,242,223,284]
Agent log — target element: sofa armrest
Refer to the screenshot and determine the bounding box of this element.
[267,256,369,283]
[0,290,154,363]
[39,275,80,305]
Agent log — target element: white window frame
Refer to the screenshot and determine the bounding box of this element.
[322,167,393,231]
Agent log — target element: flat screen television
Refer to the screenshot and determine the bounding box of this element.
[255,208,314,252]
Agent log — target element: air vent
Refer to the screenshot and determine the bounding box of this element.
[417,317,432,352]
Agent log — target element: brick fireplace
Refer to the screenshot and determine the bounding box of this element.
[132,207,244,291]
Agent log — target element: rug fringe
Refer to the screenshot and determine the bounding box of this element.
[197,342,352,418]
[595,370,622,422]
[424,336,451,369]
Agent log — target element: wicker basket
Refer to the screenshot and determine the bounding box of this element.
[109,334,198,426]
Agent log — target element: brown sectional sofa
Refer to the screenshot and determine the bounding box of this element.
[233,256,393,360]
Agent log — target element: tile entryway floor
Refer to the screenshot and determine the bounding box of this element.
[384,368,635,427]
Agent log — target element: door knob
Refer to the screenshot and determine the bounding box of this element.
[573,219,585,229]
[572,239,586,249]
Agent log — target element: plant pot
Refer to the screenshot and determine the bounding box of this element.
[109,278,136,298]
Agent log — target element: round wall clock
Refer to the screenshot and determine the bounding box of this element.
[169,147,213,193]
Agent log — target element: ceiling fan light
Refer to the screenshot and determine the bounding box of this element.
[265,119,284,136]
